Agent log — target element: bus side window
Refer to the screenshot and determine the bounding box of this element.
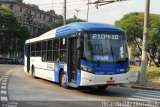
[36,42,41,56]
[42,41,47,61]
[47,40,53,61]
[60,38,67,62]
[53,39,59,61]
[31,43,36,56]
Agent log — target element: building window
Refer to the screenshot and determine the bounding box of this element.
[20,7,22,12]
[35,12,37,17]
[43,16,46,20]
[9,4,13,10]
[39,14,41,18]
[19,16,22,21]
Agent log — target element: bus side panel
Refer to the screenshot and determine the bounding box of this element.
[76,70,81,87]
[95,72,130,85]
[80,71,96,86]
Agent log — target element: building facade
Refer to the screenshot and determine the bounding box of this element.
[0,0,56,38]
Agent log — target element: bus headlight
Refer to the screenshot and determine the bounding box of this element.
[81,65,93,73]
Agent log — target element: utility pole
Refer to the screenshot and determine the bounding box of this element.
[52,0,53,10]
[63,0,66,25]
[140,0,150,86]
[75,9,80,20]
[87,0,90,21]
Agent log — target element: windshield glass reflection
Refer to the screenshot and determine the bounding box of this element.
[83,32,128,63]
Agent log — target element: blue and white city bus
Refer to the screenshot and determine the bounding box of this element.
[24,22,130,89]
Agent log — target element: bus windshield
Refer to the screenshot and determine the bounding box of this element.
[83,32,128,63]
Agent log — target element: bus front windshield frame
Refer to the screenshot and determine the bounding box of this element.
[83,32,128,63]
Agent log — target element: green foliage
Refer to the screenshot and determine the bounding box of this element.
[66,16,86,24]
[115,12,160,63]
[115,12,144,46]
[130,66,160,81]
[0,8,29,58]
[131,46,140,57]
[37,27,51,36]
[55,16,86,27]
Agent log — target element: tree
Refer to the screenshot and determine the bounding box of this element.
[55,16,86,27]
[148,18,160,66]
[66,16,86,24]
[115,12,160,66]
[37,26,51,36]
[0,8,29,58]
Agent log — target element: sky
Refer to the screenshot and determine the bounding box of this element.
[23,0,160,24]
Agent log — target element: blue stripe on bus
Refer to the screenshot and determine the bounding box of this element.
[80,60,129,75]
[76,69,81,87]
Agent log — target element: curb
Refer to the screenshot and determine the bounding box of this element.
[120,84,160,91]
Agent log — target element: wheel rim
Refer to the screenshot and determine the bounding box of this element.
[61,74,66,86]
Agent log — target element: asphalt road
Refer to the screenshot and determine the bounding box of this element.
[0,64,160,107]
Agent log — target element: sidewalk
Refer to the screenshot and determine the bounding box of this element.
[121,82,160,91]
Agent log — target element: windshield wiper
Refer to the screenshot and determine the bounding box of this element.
[110,46,114,61]
[100,44,104,57]
[94,60,100,67]
[115,58,128,64]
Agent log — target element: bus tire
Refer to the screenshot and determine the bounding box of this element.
[31,65,36,78]
[60,71,68,89]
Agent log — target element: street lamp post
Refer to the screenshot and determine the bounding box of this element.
[75,9,80,21]
[140,0,150,86]
[87,0,90,21]
[63,0,66,25]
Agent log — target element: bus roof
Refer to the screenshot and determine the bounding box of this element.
[26,22,124,43]
[56,22,123,37]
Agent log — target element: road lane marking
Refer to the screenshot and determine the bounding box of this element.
[4,75,8,77]
[2,82,7,85]
[1,91,7,94]
[128,98,148,101]
[136,91,160,95]
[2,80,7,82]
[128,96,160,101]
[1,96,8,101]
[139,90,160,93]
[130,95,160,101]
[135,93,160,98]
[0,68,16,102]
[3,78,7,80]
[1,86,6,89]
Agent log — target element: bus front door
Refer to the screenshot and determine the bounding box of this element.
[27,44,30,73]
[68,37,80,84]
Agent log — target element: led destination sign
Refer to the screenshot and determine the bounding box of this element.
[92,34,119,40]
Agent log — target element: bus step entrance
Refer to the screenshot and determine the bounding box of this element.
[69,82,77,87]
[71,79,77,83]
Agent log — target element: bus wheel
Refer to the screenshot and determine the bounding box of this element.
[60,72,68,89]
[31,65,36,78]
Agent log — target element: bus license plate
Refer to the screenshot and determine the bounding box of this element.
[106,80,115,84]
